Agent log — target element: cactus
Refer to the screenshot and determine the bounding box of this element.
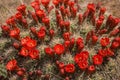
[0,0,120,80]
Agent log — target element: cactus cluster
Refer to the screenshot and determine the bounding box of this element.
[0,0,120,80]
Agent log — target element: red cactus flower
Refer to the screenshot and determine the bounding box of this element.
[1,25,10,32]
[98,49,107,57]
[88,65,95,74]
[59,8,63,14]
[31,0,40,11]
[6,18,11,25]
[99,15,104,21]
[113,37,120,45]
[100,37,110,47]
[15,12,23,21]
[99,7,106,16]
[42,17,50,24]
[54,44,65,55]
[19,47,29,57]
[110,29,119,36]
[49,29,55,39]
[63,32,70,41]
[65,8,71,17]
[6,16,16,26]
[13,42,20,49]
[96,19,103,30]
[87,3,95,12]
[64,40,70,49]
[114,37,120,43]
[21,36,31,47]
[86,31,91,43]
[41,0,50,8]
[71,7,77,18]
[17,68,25,76]
[26,39,37,49]
[78,61,88,70]
[60,68,65,75]
[106,15,113,27]
[80,51,89,59]
[59,20,65,30]
[64,64,75,73]
[22,19,28,28]
[74,53,88,64]
[17,4,26,15]
[77,41,84,50]
[111,18,120,28]
[98,29,107,35]
[77,43,84,51]
[105,48,114,57]
[70,38,75,47]
[76,37,83,46]
[87,3,95,17]
[30,27,37,35]
[9,28,20,39]
[58,62,64,69]
[52,0,59,7]
[64,21,70,31]
[56,14,62,26]
[111,41,119,49]
[60,6,65,16]
[37,30,46,40]
[36,10,46,19]
[42,17,50,28]
[39,26,46,32]
[45,47,54,56]
[106,15,120,28]
[29,49,39,59]
[68,1,75,7]
[92,35,98,44]
[6,59,18,71]
[92,54,103,65]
